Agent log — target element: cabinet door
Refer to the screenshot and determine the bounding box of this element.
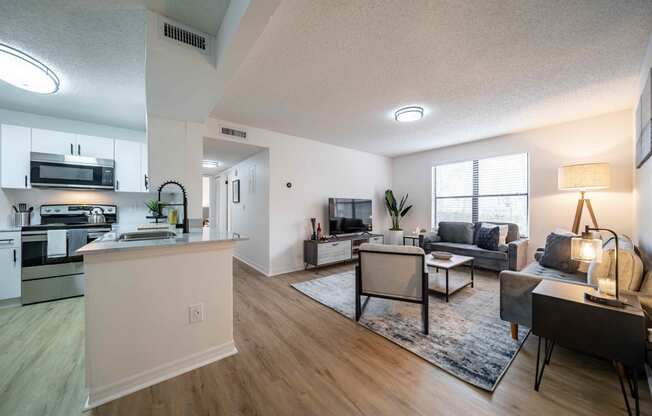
[76,135,114,159]
[140,143,149,192]
[0,125,31,189]
[114,139,142,192]
[31,128,75,155]
[0,244,20,300]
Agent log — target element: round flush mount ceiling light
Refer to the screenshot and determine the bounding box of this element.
[394,106,424,123]
[202,160,221,169]
[0,43,60,94]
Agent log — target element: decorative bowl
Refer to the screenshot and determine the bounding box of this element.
[432,251,453,260]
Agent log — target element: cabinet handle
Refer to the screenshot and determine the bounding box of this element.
[116,180,119,190]
[24,175,27,188]
[332,243,338,246]
[144,174,148,190]
[13,249,16,263]
[78,144,81,155]
[70,143,74,154]
[0,239,14,244]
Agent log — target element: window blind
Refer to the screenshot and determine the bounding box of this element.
[433,153,529,235]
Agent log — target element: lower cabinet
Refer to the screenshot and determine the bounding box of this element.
[0,233,21,301]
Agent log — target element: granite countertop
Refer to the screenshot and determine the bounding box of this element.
[76,227,247,255]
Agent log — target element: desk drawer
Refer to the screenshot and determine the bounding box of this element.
[317,240,351,265]
[368,236,384,244]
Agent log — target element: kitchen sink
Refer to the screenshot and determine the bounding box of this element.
[117,230,177,242]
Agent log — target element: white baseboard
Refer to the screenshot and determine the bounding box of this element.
[0,297,21,309]
[269,265,305,277]
[233,254,270,276]
[84,341,238,410]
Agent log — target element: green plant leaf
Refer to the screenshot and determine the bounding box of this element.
[400,205,413,217]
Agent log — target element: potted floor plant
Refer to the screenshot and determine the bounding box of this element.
[385,189,412,245]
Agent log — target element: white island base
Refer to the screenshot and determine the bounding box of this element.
[80,236,242,409]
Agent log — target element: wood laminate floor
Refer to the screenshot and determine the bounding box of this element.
[0,260,650,415]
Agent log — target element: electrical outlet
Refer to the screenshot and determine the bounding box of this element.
[189,303,204,324]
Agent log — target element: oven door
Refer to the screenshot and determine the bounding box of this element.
[30,152,114,190]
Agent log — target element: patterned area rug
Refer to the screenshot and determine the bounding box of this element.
[291,270,529,391]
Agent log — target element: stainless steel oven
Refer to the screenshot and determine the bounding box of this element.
[20,204,117,305]
[30,152,115,190]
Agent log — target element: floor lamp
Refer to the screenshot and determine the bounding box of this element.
[558,163,610,234]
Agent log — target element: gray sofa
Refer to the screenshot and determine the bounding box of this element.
[499,235,644,340]
[418,221,528,272]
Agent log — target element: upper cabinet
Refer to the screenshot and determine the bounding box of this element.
[75,135,114,159]
[115,139,148,193]
[31,128,76,155]
[32,129,114,159]
[1,124,148,192]
[0,125,31,189]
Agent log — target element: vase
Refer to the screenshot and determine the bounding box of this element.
[387,229,404,245]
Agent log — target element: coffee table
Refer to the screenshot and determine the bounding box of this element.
[426,254,474,302]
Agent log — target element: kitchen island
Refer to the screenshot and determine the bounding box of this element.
[77,228,247,409]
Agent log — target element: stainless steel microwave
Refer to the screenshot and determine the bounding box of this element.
[30,152,115,190]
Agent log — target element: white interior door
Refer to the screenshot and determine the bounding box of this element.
[31,128,75,155]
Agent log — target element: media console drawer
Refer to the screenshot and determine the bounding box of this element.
[317,240,351,265]
[368,236,384,244]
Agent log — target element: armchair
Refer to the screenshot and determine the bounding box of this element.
[355,244,429,334]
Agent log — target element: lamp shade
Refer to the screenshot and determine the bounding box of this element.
[558,163,610,191]
[571,235,603,263]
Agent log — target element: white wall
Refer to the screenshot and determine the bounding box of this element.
[204,118,393,276]
[635,34,652,267]
[393,110,634,259]
[147,115,203,220]
[223,149,270,274]
[0,108,149,227]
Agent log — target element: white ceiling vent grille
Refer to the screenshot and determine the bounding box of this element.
[220,126,247,140]
[158,18,212,56]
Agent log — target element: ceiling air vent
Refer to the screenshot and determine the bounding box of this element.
[220,126,247,140]
[159,18,212,56]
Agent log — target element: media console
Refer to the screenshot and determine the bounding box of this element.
[303,233,384,269]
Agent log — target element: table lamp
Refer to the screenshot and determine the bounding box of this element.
[571,225,624,308]
[558,163,610,234]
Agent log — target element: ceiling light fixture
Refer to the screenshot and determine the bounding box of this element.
[0,43,60,94]
[394,106,424,123]
[202,160,220,169]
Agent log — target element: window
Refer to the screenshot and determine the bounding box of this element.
[432,153,529,235]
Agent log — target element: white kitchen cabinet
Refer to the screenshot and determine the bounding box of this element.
[114,139,143,192]
[31,128,76,155]
[0,124,31,189]
[0,233,21,301]
[75,134,114,159]
[141,142,149,192]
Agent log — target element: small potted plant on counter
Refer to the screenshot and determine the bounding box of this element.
[145,199,167,223]
[385,189,412,245]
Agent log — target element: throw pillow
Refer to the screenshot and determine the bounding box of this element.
[482,223,508,246]
[539,233,579,273]
[477,226,500,251]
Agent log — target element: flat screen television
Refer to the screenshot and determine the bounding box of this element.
[328,198,372,234]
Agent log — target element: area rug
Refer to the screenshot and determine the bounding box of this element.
[291,270,529,391]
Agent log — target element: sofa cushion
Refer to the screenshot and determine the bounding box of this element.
[475,222,520,244]
[539,233,579,273]
[477,226,500,251]
[426,242,507,261]
[438,222,474,244]
[521,262,588,284]
[482,223,508,246]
